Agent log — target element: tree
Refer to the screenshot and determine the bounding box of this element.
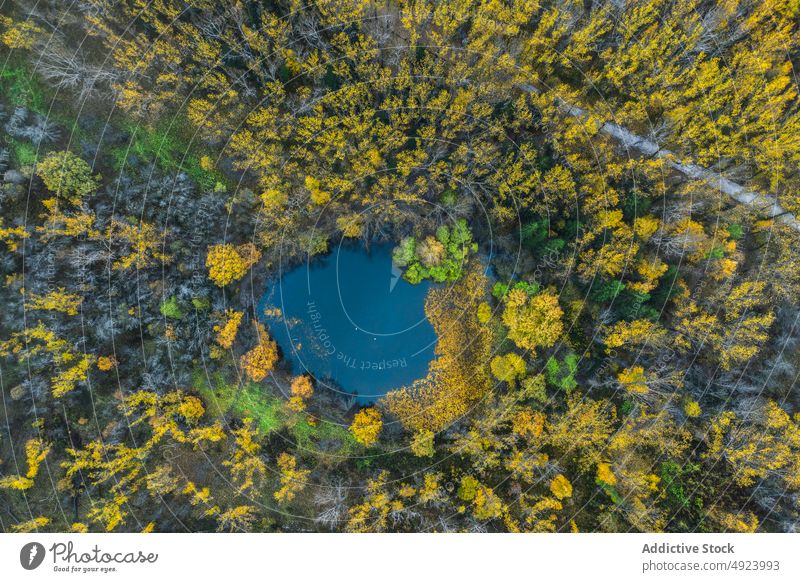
[107,219,171,271]
[0,322,95,398]
[706,509,759,533]
[472,485,506,521]
[206,243,261,287]
[61,390,223,531]
[617,366,648,395]
[290,375,314,399]
[546,395,616,469]
[674,281,775,370]
[240,322,278,382]
[346,471,401,533]
[550,474,573,500]
[36,150,99,204]
[159,296,183,319]
[0,438,51,491]
[0,219,28,251]
[517,495,563,533]
[288,375,314,412]
[305,175,331,205]
[274,453,310,504]
[604,319,668,354]
[223,419,266,495]
[206,244,247,287]
[214,309,243,350]
[490,353,527,386]
[502,288,564,355]
[215,506,257,533]
[385,263,493,433]
[1,15,43,49]
[393,220,477,284]
[350,408,382,447]
[477,302,492,324]
[416,235,445,267]
[5,0,800,535]
[596,463,617,487]
[11,517,50,533]
[705,401,800,490]
[25,289,82,316]
[410,430,435,458]
[97,356,117,371]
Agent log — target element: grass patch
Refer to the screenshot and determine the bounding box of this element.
[111,117,226,189]
[10,139,37,166]
[192,370,358,458]
[193,370,286,434]
[0,65,46,111]
[290,417,360,460]
[0,60,85,152]
[230,383,286,435]
[193,370,237,419]
[1,59,224,190]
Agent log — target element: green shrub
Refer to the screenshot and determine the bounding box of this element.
[0,66,45,110]
[12,140,37,166]
[728,223,744,240]
[545,353,578,393]
[36,150,99,202]
[159,296,184,319]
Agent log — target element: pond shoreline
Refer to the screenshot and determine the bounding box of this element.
[254,242,438,403]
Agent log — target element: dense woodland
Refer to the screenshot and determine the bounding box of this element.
[1,0,800,533]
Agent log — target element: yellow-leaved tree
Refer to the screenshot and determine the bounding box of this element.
[0,438,51,491]
[206,243,261,287]
[240,322,278,382]
[502,288,563,355]
[350,408,383,447]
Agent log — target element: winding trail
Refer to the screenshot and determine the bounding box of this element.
[534,89,800,232]
[387,24,799,231]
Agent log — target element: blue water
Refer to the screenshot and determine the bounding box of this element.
[257,243,437,402]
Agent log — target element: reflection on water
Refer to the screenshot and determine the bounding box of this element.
[258,243,437,403]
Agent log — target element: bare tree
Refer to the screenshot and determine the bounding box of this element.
[313,478,349,529]
[36,42,119,101]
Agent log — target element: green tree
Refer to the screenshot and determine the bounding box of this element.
[36,151,99,204]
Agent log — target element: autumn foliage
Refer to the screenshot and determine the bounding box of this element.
[239,322,278,382]
[1,0,799,535]
[349,408,383,447]
[206,243,262,287]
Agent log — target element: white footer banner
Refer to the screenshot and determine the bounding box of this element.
[1,533,797,581]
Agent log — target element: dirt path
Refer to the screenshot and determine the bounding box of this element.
[549,94,800,232]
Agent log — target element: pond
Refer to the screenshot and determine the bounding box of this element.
[258,243,437,403]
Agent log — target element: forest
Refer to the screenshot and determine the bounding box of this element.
[1,0,799,533]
